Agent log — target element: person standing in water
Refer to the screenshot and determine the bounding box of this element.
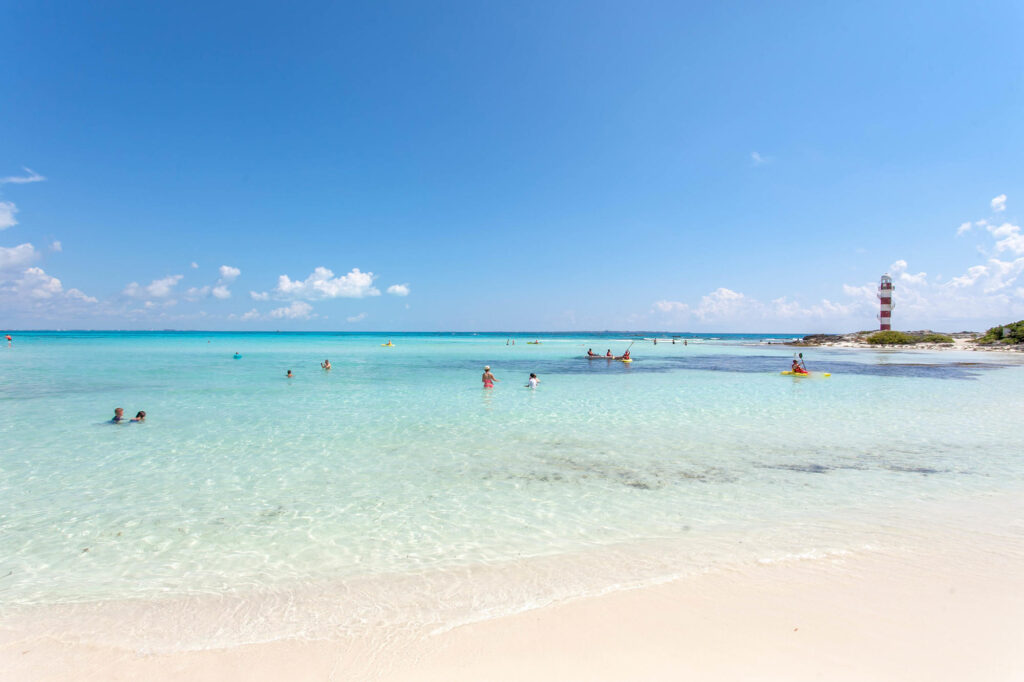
[287,369,294,378]
[111,407,126,423]
[482,365,498,388]
[526,373,540,389]
[321,359,331,370]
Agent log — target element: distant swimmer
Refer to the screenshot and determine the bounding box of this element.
[321,359,332,370]
[111,407,126,423]
[131,411,146,423]
[526,373,540,389]
[653,338,657,345]
[482,365,498,389]
[5,334,11,346]
[287,369,294,378]
[233,352,242,359]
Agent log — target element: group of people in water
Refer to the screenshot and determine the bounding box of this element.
[586,348,631,360]
[111,408,145,423]
[481,366,540,389]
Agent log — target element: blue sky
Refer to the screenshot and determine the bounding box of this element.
[2,1,1022,331]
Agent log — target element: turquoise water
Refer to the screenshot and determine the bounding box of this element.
[1,332,1023,649]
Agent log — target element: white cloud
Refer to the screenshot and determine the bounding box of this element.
[750,151,767,166]
[653,300,689,313]
[183,266,240,300]
[123,274,183,298]
[957,221,973,236]
[250,291,270,301]
[900,270,927,284]
[0,266,96,307]
[0,201,18,230]
[273,267,379,300]
[240,308,261,320]
[0,243,39,270]
[985,222,1024,255]
[268,301,314,319]
[50,240,62,252]
[346,312,367,323]
[693,288,757,320]
[386,283,410,296]
[842,284,875,299]
[219,265,241,282]
[991,194,1007,212]
[0,168,46,184]
[889,259,908,274]
[190,261,199,269]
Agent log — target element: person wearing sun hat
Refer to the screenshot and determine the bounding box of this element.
[482,365,498,388]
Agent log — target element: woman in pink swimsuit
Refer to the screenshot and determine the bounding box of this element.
[482,365,498,388]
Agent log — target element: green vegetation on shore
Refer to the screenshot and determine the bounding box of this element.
[918,333,955,343]
[976,320,1024,345]
[866,331,917,345]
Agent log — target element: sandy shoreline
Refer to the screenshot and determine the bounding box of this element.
[4,498,1023,682]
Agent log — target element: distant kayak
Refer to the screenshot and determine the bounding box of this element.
[780,371,830,377]
[381,343,394,347]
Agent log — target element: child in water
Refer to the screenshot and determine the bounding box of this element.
[131,411,146,422]
[526,373,540,389]
[287,370,294,378]
[112,407,125,422]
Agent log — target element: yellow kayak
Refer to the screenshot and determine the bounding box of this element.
[780,371,830,377]
[381,343,394,347]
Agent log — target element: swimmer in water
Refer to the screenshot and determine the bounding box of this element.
[526,373,540,389]
[131,411,146,422]
[321,359,331,370]
[287,370,294,378]
[112,407,125,423]
[482,365,498,388]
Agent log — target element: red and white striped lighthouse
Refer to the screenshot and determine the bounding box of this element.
[877,273,894,330]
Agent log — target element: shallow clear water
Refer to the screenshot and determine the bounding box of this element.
[1,332,1023,648]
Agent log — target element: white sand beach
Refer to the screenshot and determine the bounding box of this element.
[5,496,1022,682]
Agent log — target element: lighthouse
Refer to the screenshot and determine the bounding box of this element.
[877,274,894,331]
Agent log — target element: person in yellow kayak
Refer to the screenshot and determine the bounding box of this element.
[791,359,808,375]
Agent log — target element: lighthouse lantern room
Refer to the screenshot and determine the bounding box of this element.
[877,274,894,331]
